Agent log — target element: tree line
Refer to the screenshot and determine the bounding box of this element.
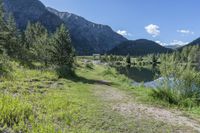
[0,1,75,74]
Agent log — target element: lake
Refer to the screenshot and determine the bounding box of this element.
[113,65,160,82]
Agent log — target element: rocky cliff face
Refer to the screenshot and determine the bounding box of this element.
[3,0,62,31]
[47,7,127,55]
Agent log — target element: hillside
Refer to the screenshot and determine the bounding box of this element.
[179,37,200,50]
[3,0,127,55]
[47,7,127,55]
[108,39,173,56]
[3,0,62,31]
[186,37,200,46]
[1,0,200,132]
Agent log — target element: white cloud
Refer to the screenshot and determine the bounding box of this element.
[145,24,160,37]
[117,30,132,36]
[177,29,194,35]
[170,40,188,46]
[155,41,168,46]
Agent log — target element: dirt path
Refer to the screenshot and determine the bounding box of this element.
[93,82,200,132]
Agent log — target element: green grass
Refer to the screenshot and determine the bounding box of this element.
[0,61,140,132]
[95,64,200,121]
[0,60,200,132]
[0,64,103,132]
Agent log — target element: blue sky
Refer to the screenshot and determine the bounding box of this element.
[40,0,200,46]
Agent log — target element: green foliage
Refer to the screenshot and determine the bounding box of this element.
[56,65,76,78]
[0,94,32,132]
[0,2,76,76]
[4,14,19,57]
[103,67,117,77]
[0,55,13,78]
[151,54,158,64]
[0,2,8,54]
[101,54,109,62]
[0,1,20,57]
[24,22,52,64]
[151,88,180,105]
[126,54,131,64]
[85,62,94,69]
[152,48,200,108]
[51,24,75,67]
[174,45,200,63]
[137,56,143,62]
[22,22,75,68]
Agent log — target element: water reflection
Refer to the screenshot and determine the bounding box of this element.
[113,65,160,82]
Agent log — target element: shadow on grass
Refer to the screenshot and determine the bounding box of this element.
[66,74,114,86]
[56,66,114,86]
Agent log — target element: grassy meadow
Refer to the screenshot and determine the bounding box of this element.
[0,58,200,132]
[1,0,200,132]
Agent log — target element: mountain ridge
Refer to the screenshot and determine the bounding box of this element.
[3,0,127,55]
[178,37,200,50]
[3,0,63,31]
[47,7,127,55]
[108,39,173,56]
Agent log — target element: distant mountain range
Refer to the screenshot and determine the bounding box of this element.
[3,0,199,56]
[47,7,127,55]
[108,39,173,56]
[180,38,200,50]
[3,0,127,55]
[165,45,182,49]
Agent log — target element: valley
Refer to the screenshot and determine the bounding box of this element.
[0,0,200,133]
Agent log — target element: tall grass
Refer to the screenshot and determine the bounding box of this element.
[151,57,200,108]
[0,55,14,78]
[0,95,32,132]
[102,66,132,89]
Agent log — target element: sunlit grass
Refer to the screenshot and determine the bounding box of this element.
[0,60,200,132]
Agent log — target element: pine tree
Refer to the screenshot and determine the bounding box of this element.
[126,54,131,64]
[34,27,52,66]
[51,24,75,67]
[4,14,19,57]
[24,22,52,63]
[0,0,7,54]
[24,22,33,50]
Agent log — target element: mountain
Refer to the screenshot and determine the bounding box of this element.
[108,39,173,56]
[165,44,182,50]
[178,38,200,50]
[3,0,127,55]
[187,38,200,46]
[3,0,63,31]
[47,7,127,55]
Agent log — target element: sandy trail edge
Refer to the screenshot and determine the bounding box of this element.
[94,83,200,132]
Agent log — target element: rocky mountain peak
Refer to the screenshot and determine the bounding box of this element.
[3,0,127,55]
[47,7,127,55]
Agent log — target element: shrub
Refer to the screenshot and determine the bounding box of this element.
[152,56,200,108]
[151,88,180,105]
[56,65,75,78]
[126,54,131,64]
[103,67,117,77]
[85,63,94,69]
[0,55,13,78]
